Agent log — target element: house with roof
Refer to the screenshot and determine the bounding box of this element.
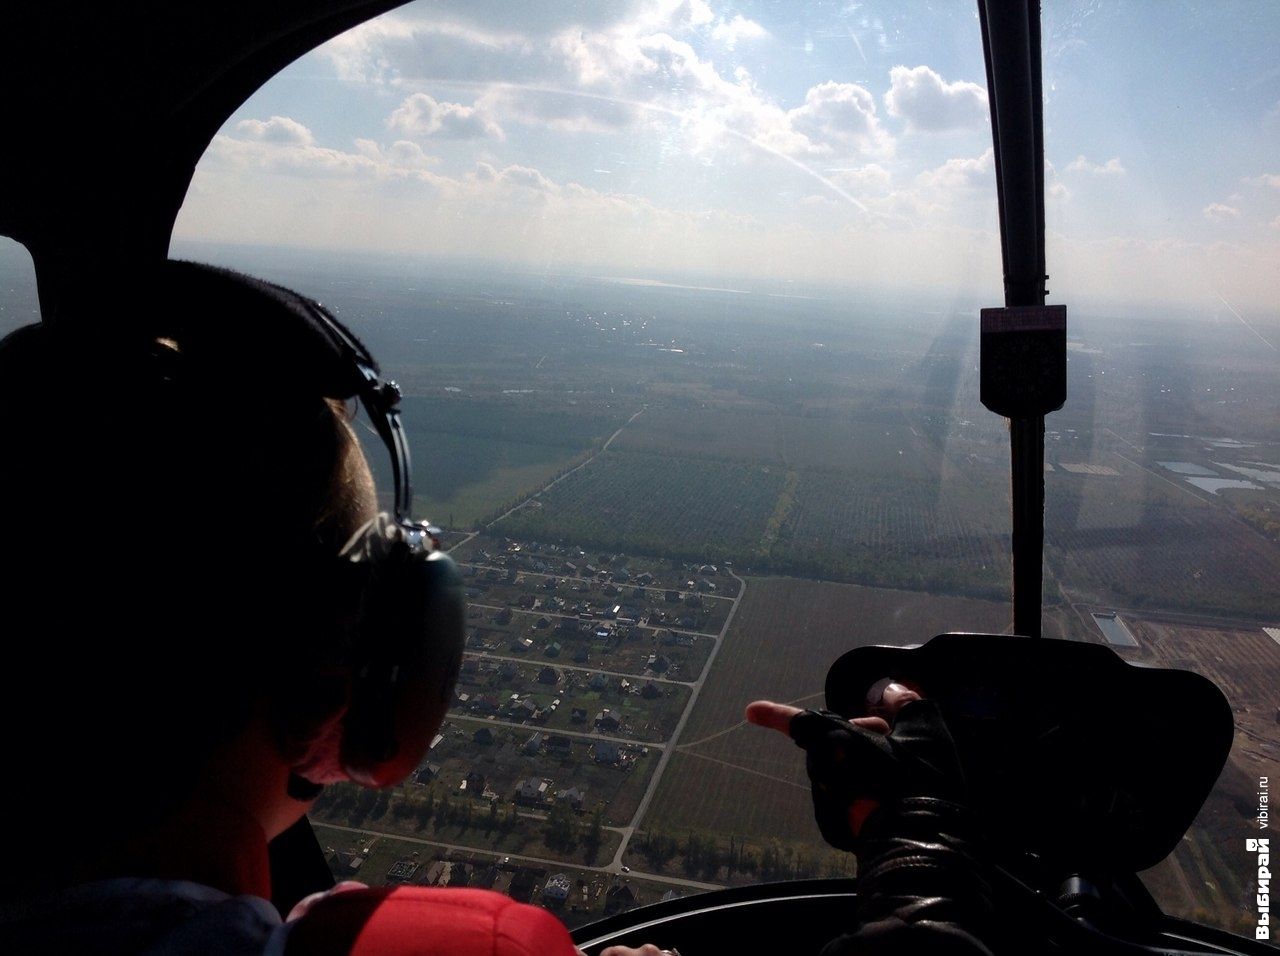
[413,762,441,785]
[555,786,586,811]
[537,666,559,685]
[473,727,494,746]
[330,849,364,878]
[542,873,572,905]
[604,883,636,915]
[641,681,661,700]
[592,741,621,765]
[588,672,609,691]
[514,777,550,806]
[570,707,588,724]
[461,770,487,795]
[546,734,573,757]
[522,732,544,756]
[594,709,621,733]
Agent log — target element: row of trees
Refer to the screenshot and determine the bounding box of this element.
[316,783,520,836]
[315,783,610,863]
[630,830,856,883]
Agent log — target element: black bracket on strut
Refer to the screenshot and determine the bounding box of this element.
[979,304,1067,419]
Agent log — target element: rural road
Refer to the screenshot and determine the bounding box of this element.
[467,648,693,687]
[468,601,719,642]
[607,570,748,872]
[450,713,666,749]
[484,405,646,530]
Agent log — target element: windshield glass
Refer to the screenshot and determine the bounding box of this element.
[158,0,1277,936]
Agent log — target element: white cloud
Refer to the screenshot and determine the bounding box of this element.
[827,164,892,195]
[474,161,557,193]
[1045,159,1069,201]
[349,137,439,170]
[1243,173,1280,189]
[843,149,995,225]
[915,148,995,194]
[387,93,504,139]
[1066,155,1126,175]
[205,122,449,187]
[711,15,767,49]
[477,86,641,133]
[386,140,439,169]
[234,116,315,146]
[664,0,714,29]
[884,66,987,132]
[789,82,891,156]
[318,5,891,163]
[1203,203,1240,221]
[319,15,541,86]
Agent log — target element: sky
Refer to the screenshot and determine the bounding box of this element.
[172,0,1280,312]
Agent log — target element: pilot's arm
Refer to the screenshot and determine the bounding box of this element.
[748,696,1000,956]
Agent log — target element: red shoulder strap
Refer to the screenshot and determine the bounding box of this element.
[285,886,580,956]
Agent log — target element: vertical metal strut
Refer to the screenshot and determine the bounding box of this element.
[978,1,1062,639]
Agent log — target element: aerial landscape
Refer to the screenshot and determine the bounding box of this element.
[75,242,1266,934]
[2,0,1277,942]
[1,235,1276,933]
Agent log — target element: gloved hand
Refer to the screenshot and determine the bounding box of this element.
[747,693,998,955]
[797,698,968,849]
[747,694,966,850]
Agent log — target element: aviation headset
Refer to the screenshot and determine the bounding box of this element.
[142,260,466,793]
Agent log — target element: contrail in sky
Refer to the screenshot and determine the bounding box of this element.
[848,29,868,67]
[1216,293,1278,353]
[434,80,871,214]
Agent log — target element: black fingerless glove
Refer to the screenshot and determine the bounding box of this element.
[789,701,1000,955]
[789,699,966,849]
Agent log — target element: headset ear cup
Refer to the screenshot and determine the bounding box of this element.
[340,534,466,788]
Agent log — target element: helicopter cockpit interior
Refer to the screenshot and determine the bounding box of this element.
[1,1,1276,954]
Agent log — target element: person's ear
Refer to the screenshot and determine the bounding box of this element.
[271,668,351,778]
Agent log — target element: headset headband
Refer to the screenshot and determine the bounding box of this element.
[295,296,414,525]
[158,260,435,541]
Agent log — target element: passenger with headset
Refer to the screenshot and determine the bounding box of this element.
[0,261,585,953]
[0,261,990,955]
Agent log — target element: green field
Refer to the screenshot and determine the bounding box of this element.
[493,405,1017,600]
[1043,456,1280,618]
[378,397,628,528]
[497,450,788,560]
[635,576,1014,864]
[770,471,1010,598]
[410,432,586,529]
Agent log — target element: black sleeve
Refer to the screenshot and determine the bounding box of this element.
[820,798,998,955]
[790,702,1001,955]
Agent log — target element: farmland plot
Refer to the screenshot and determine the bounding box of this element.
[497,450,787,560]
[641,577,1012,847]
